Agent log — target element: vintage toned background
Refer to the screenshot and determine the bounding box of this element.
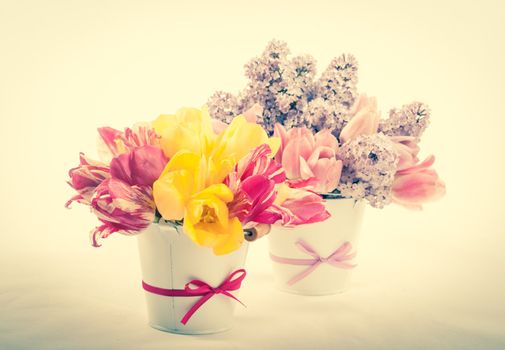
[1,0,504,349]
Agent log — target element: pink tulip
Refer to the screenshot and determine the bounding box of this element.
[226,144,285,225]
[339,95,380,144]
[392,155,446,210]
[274,124,342,193]
[271,186,331,226]
[97,123,159,162]
[65,153,110,208]
[231,175,278,224]
[90,179,156,247]
[389,135,420,171]
[110,145,168,187]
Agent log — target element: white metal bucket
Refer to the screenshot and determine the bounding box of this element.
[137,222,248,334]
[268,198,364,295]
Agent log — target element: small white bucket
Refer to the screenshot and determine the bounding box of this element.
[268,198,364,295]
[137,222,248,334]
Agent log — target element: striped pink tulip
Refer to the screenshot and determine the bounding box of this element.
[90,179,155,247]
[226,144,285,225]
[65,153,110,208]
[97,123,159,162]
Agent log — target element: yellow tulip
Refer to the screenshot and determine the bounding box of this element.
[183,184,243,255]
[212,115,280,164]
[153,107,214,159]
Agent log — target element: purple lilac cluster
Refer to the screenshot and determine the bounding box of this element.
[207,40,358,136]
[208,40,433,207]
[337,133,399,208]
[379,102,430,139]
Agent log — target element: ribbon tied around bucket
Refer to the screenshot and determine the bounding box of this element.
[270,239,356,285]
[142,269,246,325]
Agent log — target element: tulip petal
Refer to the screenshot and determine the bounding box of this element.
[153,170,193,220]
[340,95,380,143]
[274,123,289,162]
[311,158,342,193]
[212,217,244,255]
[242,103,263,123]
[315,129,338,150]
[282,136,313,179]
[152,108,214,158]
[97,127,125,161]
[238,175,277,223]
[299,156,314,179]
[129,145,168,186]
[397,155,436,176]
[215,116,270,162]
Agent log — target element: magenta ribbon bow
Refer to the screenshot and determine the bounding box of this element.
[142,269,246,325]
[270,240,356,285]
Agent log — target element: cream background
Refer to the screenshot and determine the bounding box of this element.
[1,0,504,349]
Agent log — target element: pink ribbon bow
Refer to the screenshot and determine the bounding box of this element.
[270,240,356,285]
[142,269,246,325]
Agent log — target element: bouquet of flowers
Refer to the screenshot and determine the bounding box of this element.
[65,40,447,329]
[208,40,446,209]
[65,106,329,254]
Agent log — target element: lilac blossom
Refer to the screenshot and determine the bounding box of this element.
[337,133,399,208]
[207,40,359,137]
[379,102,430,139]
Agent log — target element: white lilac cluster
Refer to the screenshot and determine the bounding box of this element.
[337,133,399,208]
[207,40,358,136]
[206,91,239,124]
[379,102,430,139]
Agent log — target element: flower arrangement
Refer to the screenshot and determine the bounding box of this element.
[65,41,449,328]
[208,40,446,209]
[66,107,329,254]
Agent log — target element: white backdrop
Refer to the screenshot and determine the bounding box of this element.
[1,0,504,349]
